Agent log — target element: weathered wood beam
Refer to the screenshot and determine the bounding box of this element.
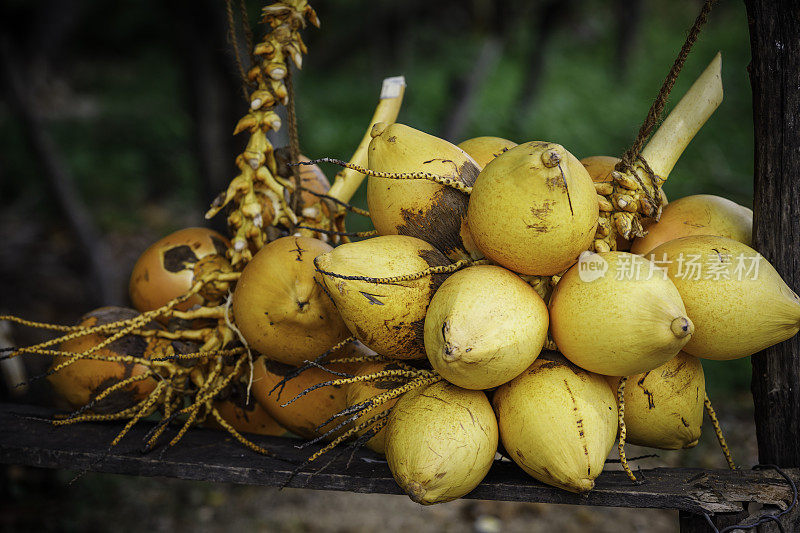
[746,0,800,469]
[0,403,795,515]
[678,0,800,531]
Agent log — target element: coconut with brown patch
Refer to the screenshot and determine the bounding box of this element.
[606,352,704,449]
[385,380,498,504]
[314,235,452,360]
[233,236,351,366]
[129,227,231,314]
[367,122,482,261]
[48,307,159,412]
[424,264,549,390]
[493,355,617,493]
[467,142,598,275]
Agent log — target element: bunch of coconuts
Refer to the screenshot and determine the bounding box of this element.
[224,116,800,505]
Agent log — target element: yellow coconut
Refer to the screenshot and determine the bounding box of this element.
[549,251,693,376]
[251,354,363,440]
[385,380,498,504]
[493,355,617,493]
[48,307,160,412]
[367,122,482,261]
[315,235,451,359]
[606,352,704,449]
[232,236,351,366]
[424,265,549,389]
[457,136,518,168]
[631,194,752,255]
[467,141,598,275]
[345,361,407,454]
[648,235,800,360]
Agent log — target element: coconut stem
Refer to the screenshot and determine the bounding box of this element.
[268,337,356,397]
[639,52,723,180]
[0,314,90,333]
[315,258,487,285]
[704,393,736,470]
[327,76,406,204]
[209,406,279,459]
[60,373,156,422]
[617,376,639,483]
[282,368,430,407]
[298,159,473,194]
[296,188,371,217]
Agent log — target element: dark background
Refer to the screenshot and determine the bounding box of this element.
[0,0,758,530]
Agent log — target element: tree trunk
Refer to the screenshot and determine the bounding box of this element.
[746,0,800,468]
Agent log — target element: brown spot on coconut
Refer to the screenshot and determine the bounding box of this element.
[129,228,231,314]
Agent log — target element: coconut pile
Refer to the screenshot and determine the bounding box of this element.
[28,50,800,505]
[224,119,797,504]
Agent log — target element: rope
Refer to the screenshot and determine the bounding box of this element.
[237,0,256,67]
[225,0,253,101]
[617,0,717,174]
[286,66,302,219]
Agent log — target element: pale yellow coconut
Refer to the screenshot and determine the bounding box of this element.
[648,235,800,360]
[232,236,351,366]
[315,235,451,359]
[345,361,406,454]
[493,355,617,493]
[606,352,704,449]
[424,265,548,389]
[631,194,752,255]
[549,251,693,376]
[467,141,598,275]
[385,380,498,504]
[457,136,518,168]
[367,122,482,261]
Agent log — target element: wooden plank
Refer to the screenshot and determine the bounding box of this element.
[0,403,795,515]
[747,0,800,468]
